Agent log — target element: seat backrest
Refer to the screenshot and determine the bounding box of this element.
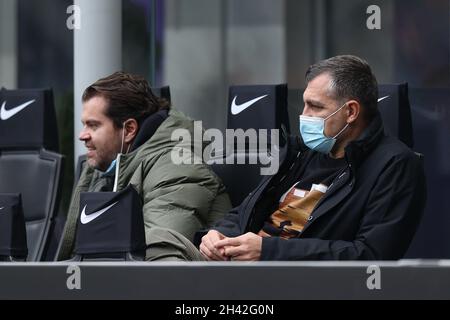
[227,84,289,133]
[70,185,145,262]
[151,86,171,104]
[0,88,59,152]
[74,154,87,186]
[209,152,273,207]
[210,84,289,207]
[378,83,414,148]
[403,88,450,258]
[0,88,64,261]
[0,193,27,261]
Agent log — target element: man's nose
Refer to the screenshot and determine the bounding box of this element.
[79,128,90,141]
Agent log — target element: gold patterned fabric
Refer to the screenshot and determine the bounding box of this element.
[258,184,327,239]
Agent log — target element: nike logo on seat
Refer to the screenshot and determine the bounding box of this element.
[377,96,389,103]
[80,201,118,224]
[0,100,35,120]
[231,94,268,115]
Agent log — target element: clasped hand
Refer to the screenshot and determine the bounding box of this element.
[199,230,262,261]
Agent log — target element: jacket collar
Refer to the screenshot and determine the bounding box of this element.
[344,111,385,170]
[129,109,169,152]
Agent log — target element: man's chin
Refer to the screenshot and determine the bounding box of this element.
[86,157,102,170]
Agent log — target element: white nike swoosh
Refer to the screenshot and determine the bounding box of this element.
[377,95,389,103]
[0,100,36,120]
[80,201,118,224]
[231,94,268,115]
[0,207,4,211]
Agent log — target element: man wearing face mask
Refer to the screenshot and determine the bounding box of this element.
[196,54,427,261]
[56,72,231,261]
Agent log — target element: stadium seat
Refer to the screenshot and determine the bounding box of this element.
[0,88,64,261]
[209,84,290,207]
[68,185,145,262]
[152,85,171,104]
[0,193,27,261]
[378,83,414,148]
[403,87,450,258]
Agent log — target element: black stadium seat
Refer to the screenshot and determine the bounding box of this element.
[0,88,64,261]
[69,185,146,261]
[209,84,290,207]
[152,86,171,104]
[378,83,414,148]
[226,84,290,133]
[0,193,28,261]
[403,87,450,258]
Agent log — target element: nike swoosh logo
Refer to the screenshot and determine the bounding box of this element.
[231,94,268,115]
[377,95,389,103]
[0,207,4,211]
[80,201,118,224]
[0,100,36,120]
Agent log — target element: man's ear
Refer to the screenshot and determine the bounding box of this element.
[346,100,360,124]
[123,119,139,143]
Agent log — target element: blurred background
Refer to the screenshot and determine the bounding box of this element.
[0,0,449,258]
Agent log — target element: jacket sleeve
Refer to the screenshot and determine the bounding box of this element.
[260,152,427,260]
[193,199,248,247]
[140,152,231,243]
[195,134,297,246]
[211,206,242,237]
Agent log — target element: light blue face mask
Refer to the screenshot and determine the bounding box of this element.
[103,159,117,175]
[299,102,349,154]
